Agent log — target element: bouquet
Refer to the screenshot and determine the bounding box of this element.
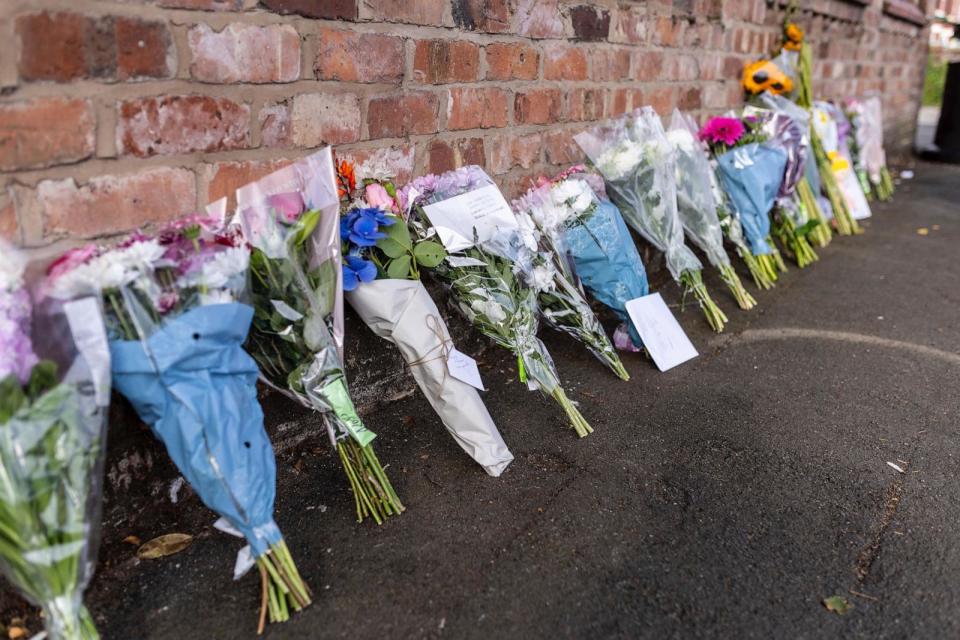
[774,15,861,235]
[338,164,514,477]
[667,110,756,309]
[0,244,110,640]
[845,97,895,201]
[515,166,650,352]
[813,102,873,222]
[575,108,728,332]
[237,148,403,524]
[45,221,311,632]
[744,104,820,267]
[399,166,593,438]
[699,114,789,285]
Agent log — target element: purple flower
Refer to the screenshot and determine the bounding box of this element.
[347,215,387,247]
[341,255,377,291]
[0,287,39,385]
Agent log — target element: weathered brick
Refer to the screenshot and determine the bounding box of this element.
[543,128,581,165]
[261,0,356,19]
[290,93,362,146]
[367,92,439,138]
[428,138,486,173]
[157,0,244,9]
[458,137,486,167]
[485,42,539,80]
[515,89,563,125]
[635,50,664,82]
[205,159,294,210]
[315,29,403,83]
[611,8,647,44]
[0,194,16,242]
[258,103,291,148]
[447,88,509,130]
[489,132,541,174]
[37,168,197,238]
[413,40,480,84]
[569,5,610,41]
[645,86,677,114]
[360,0,446,25]
[609,88,630,117]
[652,16,685,47]
[116,17,174,80]
[543,44,588,81]
[17,12,172,82]
[451,0,511,33]
[0,98,95,171]
[337,145,416,184]
[118,95,250,157]
[568,88,605,122]
[189,23,300,83]
[514,0,566,38]
[678,86,701,110]
[591,49,631,82]
[428,139,456,174]
[336,147,413,187]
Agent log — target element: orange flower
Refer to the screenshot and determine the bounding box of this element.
[336,159,356,199]
[742,60,794,95]
[783,22,803,51]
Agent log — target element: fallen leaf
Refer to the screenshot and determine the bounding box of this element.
[932,224,941,231]
[402,415,415,427]
[123,535,141,546]
[137,533,193,559]
[8,627,25,639]
[823,595,851,615]
[916,228,929,236]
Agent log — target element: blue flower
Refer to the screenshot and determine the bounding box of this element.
[342,255,377,291]
[340,210,360,241]
[348,215,386,247]
[357,207,397,227]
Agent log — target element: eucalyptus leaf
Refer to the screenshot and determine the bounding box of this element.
[386,254,413,279]
[413,241,446,268]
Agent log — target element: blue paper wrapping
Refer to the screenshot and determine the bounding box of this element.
[563,199,648,347]
[716,143,787,256]
[110,303,281,556]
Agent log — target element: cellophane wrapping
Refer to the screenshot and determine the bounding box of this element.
[715,142,788,256]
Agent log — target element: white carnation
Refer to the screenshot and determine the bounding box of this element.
[666,128,696,155]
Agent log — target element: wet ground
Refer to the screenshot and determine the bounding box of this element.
[4,161,959,639]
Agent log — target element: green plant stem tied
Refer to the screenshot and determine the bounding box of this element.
[256,540,312,633]
[810,129,861,236]
[719,264,757,310]
[550,386,593,438]
[773,215,819,268]
[765,237,788,274]
[797,178,832,248]
[45,597,100,640]
[755,253,781,284]
[877,167,895,201]
[337,438,404,524]
[680,269,727,333]
[737,247,775,290]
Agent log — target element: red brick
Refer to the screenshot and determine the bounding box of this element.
[569,5,610,41]
[609,88,630,117]
[612,8,647,44]
[315,29,403,83]
[157,0,244,8]
[37,168,197,238]
[591,49,631,82]
[678,86,702,110]
[337,145,416,184]
[189,23,300,83]
[543,44,588,81]
[360,0,446,24]
[428,139,456,174]
[514,0,566,38]
[118,95,250,157]
[635,50,664,82]
[413,40,480,84]
[543,128,582,165]
[261,0,356,19]
[447,88,509,130]
[458,137,486,167]
[568,88,605,122]
[485,42,539,80]
[0,98,95,171]
[652,16,685,47]
[515,89,563,125]
[116,17,173,80]
[258,104,291,148]
[644,86,677,114]
[17,12,172,82]
[451,0,511,33]
[0,195,16,242]
[205,159,294,211]
[668,54,701,82]
[428,138,486,173]
[368,92,439,138]
[489,132,541,174]
[290,93,362,146]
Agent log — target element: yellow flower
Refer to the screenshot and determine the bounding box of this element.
[785,23,804,43]
[742,60,794,95]
[828,151,850,172]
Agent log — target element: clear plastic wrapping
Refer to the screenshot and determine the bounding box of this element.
[1,243,110,640]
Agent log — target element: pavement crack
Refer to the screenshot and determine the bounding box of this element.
[854,475,905,584]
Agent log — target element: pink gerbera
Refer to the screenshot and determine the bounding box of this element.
[699,117,745,147]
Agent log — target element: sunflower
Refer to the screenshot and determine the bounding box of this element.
[742,60,794,95]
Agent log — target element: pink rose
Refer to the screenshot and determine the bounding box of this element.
[364,183,397,212]
[46,244,98,282]
[267,192,305,223]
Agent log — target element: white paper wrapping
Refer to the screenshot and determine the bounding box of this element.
[347,279,513,477]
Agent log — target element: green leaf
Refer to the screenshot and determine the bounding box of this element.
[795,219,821,237]
[26,361,58,401]
[381,216,412,251]
[386,254,412,279]
[0,375,26,424]
[378,237,408,259]
[822,596,851,615]
[413,241,446,268]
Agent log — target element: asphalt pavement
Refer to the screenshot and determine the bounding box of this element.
[9,161,960,640]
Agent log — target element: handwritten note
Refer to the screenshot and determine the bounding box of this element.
[422,184,518,252]
[625,293,698,372]
[447,348,485,390]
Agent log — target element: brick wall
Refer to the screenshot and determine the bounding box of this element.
[0,0,930,250]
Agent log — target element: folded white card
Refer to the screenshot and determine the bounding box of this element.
[625,293,698,372]
[447,347,485,390]
[422,184,518,252]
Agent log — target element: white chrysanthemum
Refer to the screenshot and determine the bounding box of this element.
[666,128,696,155]
[49,254,138,299]
[596,142,643,180]
[529,264,556,292]
[0,246,26,292]
[113,239,165,273]
[181,246,249,290]
[471,298,506,324]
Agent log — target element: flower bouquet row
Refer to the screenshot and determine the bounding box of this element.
[845,96,895,201]
[44,214,311,632]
